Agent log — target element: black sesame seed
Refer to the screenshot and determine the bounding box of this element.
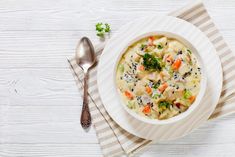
[177,50,182,55]
[183,72,191,78]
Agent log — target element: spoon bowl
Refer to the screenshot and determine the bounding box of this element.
[76,37,96,72]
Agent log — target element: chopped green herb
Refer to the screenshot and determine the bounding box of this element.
[140,44,146,50]
[187,49,192,54]
[168,67,174,77]
[143,53,162,71]
[153,81,161,89]
[97,32,104,37]
[153,84,159,89]
[95,23,103,32]
[104,23,110,32]
[118,64,124,73]
[157,44,163,49]
[152,93,160,99]
[189,60,193,65]
[127,101,135,109]
[95,22,111,38]
[158,101,171,110]
[183,89,192,99]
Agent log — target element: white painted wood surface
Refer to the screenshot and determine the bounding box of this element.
[0,0,235,156]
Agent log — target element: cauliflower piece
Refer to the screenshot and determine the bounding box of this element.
[162,86,184,101]
[117,79,129,92]
[146,72,160,82]
[159,109,170,119]
[168,40,184,53]
[133,53,141,62]
[160,69,171,81]
[137,70,148,79]
[153,37,167,46]
[134,81,145,96]
[178,62,190,75]
[163,86,176,101]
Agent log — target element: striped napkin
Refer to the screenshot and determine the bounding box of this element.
[68,1,235,156]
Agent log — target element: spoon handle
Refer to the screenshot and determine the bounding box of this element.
[80,72,91,129]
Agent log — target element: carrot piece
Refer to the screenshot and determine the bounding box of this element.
[149,36,155,41]
[145,86,152,94]
[189,95,196,103]
[158,82,168,93]
[148,36,155,46]
[142,104,151,114]
[124,91,134,100]
[172,59,182,70]
[138,65,145,71]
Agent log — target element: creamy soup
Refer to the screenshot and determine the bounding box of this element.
[116,35,201,120]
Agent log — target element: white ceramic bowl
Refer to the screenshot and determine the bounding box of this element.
[97,15,221,140]
[115,31,207,125]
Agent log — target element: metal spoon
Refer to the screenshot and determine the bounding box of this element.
[76,37,96,130]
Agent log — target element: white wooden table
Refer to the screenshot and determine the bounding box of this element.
[0,0,235,156]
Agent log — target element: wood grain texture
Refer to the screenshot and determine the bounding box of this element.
[0,0,235,156]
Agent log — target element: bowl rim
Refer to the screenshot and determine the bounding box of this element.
[114,31,207,125]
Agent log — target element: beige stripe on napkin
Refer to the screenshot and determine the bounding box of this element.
[68,1,235,156]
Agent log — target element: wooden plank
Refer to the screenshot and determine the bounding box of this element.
[0,30,233,55]
[0,0,233,31]
[1,143,235,157]
[0,105,99,144]
[0,144,103,157]
[1,105,235,144]
[0,69,82,106]
[0,30,234,69]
